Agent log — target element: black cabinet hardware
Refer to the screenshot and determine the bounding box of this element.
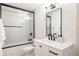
[39,45,42,47]
[49,50,58,55]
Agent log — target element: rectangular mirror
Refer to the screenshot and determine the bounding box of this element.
[46,8,62,37]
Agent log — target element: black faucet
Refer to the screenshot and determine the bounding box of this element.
[52,33,57,41]
[48,33,58,41]
[48,33,52,40]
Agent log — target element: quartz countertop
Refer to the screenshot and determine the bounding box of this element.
[34,39,74,50]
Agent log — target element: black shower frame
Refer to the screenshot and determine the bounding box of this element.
[0,3,35,49]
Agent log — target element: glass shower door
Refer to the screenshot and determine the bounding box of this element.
[2,5,34,48]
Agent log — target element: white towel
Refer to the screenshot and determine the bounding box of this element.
[0,19,6,42]
[0,19,6,56]
[0,42,4,56]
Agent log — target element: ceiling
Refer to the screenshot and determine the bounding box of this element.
[5,3,44,12]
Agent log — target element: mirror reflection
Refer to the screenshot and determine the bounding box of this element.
[46,8,62,40]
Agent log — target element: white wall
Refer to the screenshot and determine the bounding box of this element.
[61,4,77,55]
[61,4,76,43]
[35,3,77,55]
[35,6,46,39]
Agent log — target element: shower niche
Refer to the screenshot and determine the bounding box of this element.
[46,8,62,41]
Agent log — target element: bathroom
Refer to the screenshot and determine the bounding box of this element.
[0,2,79,56]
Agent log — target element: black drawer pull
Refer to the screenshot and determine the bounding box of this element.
[39,45,42,47]
[49,50,58,55]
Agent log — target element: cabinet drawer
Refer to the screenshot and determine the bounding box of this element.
[48,47,62,56]
[34,41,48,56]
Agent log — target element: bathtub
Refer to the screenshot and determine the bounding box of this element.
[2,41,34,56]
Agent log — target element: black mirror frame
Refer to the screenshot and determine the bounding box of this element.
[46,8,62,37]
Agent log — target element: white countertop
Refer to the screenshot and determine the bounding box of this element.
[34,39,74,50]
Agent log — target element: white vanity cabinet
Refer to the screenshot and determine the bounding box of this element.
[34,41,48,56]
[34,39,75,56]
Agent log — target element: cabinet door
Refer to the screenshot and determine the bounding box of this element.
[34,42,48,56]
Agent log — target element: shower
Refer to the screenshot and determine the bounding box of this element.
[1,3,35,56]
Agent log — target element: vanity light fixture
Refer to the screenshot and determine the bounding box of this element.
[45,3,57,10]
